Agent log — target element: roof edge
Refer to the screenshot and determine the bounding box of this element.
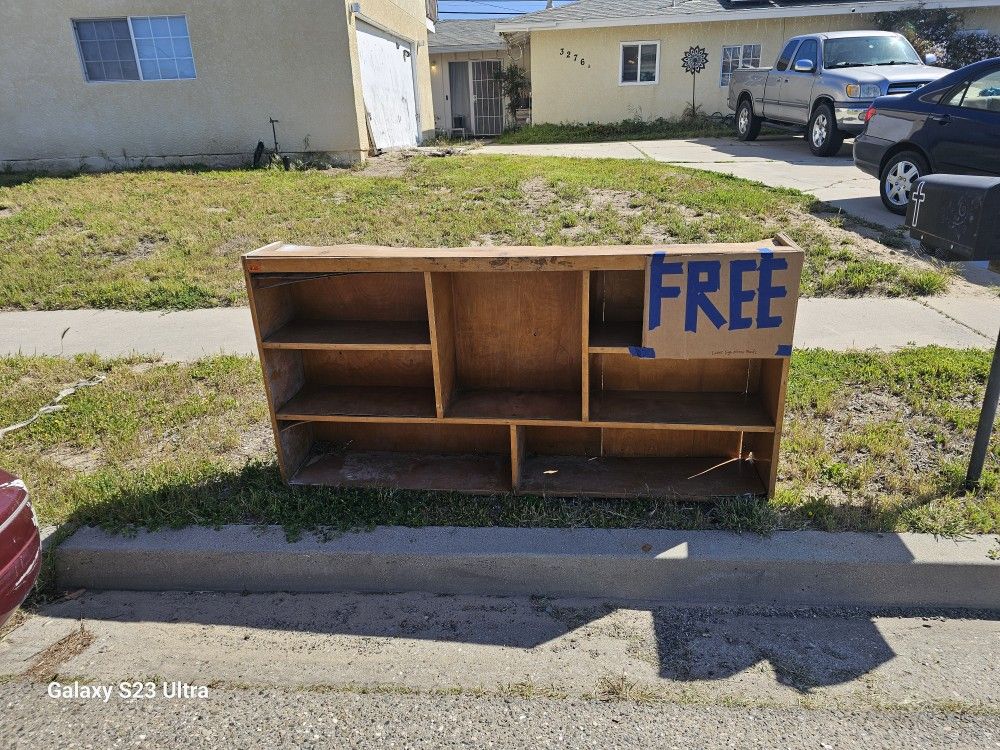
[428,43,507,54]
[494,0,1000,33]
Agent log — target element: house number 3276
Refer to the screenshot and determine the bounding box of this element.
[558,48,591,68]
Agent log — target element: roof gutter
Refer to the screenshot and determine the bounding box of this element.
[494,0,1000,33]
[428,43,507,54]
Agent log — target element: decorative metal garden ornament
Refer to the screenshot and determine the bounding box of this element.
[681,46,709,116]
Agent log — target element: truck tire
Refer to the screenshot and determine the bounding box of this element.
[807,104,844,157]
[736,99,761,141]
[880,150,929,215]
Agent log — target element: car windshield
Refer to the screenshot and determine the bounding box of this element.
[824,36,921,69]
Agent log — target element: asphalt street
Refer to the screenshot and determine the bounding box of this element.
[3,684,998,749]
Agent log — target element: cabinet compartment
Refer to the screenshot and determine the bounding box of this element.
[514,425,763,498]
[588,354,772,431]
[252,272,430,350]
[288,422,511,493]
[432,271,583,421]
[273,348,437,419]
[588,270,644,352]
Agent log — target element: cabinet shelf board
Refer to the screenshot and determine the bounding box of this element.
[278,385,437,420]
[446,389,582,422]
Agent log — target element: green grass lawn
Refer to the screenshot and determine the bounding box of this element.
[0,155,948,310]
[1,348,997,538]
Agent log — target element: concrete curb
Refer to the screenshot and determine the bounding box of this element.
[55,526,1000,610]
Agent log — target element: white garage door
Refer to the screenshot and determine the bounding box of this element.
[356,22,419,150]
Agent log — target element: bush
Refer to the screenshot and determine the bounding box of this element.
[875,5,1000,68]
[495,115,734,145]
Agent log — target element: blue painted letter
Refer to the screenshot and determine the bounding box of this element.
[728,258,757,331]
[685,260,726,332]
[647,252,682,331]
[757,252,787,329]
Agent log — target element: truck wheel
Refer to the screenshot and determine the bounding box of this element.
[880,150,929,215]
[807,104,844,156]
[736,99,761,141]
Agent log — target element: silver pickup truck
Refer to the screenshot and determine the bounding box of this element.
[728,31,950,156]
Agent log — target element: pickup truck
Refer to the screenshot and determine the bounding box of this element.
[728,31,951,156]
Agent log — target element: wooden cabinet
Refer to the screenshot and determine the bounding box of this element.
[244,239,799,499]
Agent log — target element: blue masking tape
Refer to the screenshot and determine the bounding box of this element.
[628,346,656,359]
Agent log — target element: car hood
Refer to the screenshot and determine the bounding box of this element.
[837,64,951,83]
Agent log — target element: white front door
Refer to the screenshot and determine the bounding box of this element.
[356,22,419,149]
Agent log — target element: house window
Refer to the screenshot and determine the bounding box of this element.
[73,15,196,82]
[721,43,761,86]
[620,42,659,85]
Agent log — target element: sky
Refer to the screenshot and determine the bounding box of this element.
[437,0,575,20]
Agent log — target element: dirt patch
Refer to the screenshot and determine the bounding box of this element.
[353,151,416,178]
[23,625,95,682]
[582,188,642,217]
[48,446,103,473]
[213,235,254,257]
[130,234,167,261]
[237,422,276,460]
[0,609,30,642]
[0,205,18,218]
[520,177,558,214]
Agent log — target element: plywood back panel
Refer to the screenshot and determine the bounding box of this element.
[302,350,433,388]
[602,428,741,458]
[289,272,428,321]
[450,271,582,391]
[589,270,644,323]
[591,354,760,393]
[525,426,601,456]
[313,422,509,453]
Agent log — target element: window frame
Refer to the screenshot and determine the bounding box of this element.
[71,14,197,84]
[720,42,762,87]
[619,40,660,86]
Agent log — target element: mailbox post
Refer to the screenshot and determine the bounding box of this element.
[907,174,1000,487]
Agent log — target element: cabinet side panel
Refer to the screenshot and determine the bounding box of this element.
[427,272,457,417]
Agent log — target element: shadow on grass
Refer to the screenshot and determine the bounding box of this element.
[55,459,794,539]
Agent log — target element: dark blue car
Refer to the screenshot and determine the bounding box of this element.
[854,57,1000,214]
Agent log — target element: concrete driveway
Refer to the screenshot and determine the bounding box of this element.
[482,135,893,228]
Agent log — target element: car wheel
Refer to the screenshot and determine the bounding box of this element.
[736,99,761,142]
[880,151,929,215]
[807,104,845,157]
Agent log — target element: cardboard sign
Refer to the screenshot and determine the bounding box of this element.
[639,246,802,359]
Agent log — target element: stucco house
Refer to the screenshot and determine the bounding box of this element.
[495,0,1000,125]
[428,19,531,137]
[2,0,437,171]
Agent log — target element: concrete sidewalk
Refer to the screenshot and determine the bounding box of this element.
[0,297,995,360]
[482,136,892,227]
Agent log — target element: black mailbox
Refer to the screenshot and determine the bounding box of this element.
[906,174,1000,261]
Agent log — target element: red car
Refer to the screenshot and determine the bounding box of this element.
[0,469,41,627]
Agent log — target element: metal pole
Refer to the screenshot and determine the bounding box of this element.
[967,325,1000,487]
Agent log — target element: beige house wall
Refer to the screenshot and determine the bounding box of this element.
[0,0,433,171]
[529,8,1000,124]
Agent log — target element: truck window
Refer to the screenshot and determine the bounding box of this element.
[793,39,818,70]
[824,36,920,69]
[775,40,800,72]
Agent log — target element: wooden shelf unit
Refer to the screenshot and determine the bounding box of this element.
[244,240,797,499]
